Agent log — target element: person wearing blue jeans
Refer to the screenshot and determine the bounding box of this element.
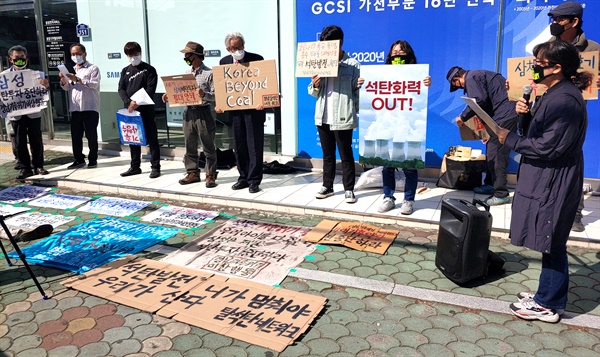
[376,40,430,215]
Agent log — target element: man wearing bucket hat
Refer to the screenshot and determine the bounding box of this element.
[162,41,218,187]
[446,66,518,206]
[547,1,599,232]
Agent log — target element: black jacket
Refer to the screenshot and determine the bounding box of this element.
[219,51,264,65]
[460,70,516,128]
[117,62,158,107]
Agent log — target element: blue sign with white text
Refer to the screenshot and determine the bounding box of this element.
[76,23,90,38]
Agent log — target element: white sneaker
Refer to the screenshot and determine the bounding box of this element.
[399,200,414,215]
[510,299,560,323]
[377,197,395,213]
[345,190,356,203]
[517,292,564,315]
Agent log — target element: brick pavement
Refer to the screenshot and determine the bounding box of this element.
[1,150,599,356]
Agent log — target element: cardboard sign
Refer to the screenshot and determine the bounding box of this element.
[0,69,50,118]
[141,205,219,228]
[0,185,50,204]
[303,220,398,254]
[295,40,340,77]
[507,52,598,101]
[461,97,500,135]
[161,219,314,285]
[213,59,279,111]
[161,74,202,107]
[359,64,429,169]
[116,109,147,146]
[460,116,490,141]
[77,196,151,217]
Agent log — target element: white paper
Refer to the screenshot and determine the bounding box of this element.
[57,65,70,78]
[130,88,155,105]
[461,97,499,135]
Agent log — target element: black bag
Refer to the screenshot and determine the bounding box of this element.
[199,148,237,170]
[435,198,494,285]
[437,154,487,190]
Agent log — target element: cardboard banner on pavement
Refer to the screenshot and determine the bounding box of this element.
[161,219,314,285]
[161,74,202,107]
[303,219,397,254]
[0,69,50,118]
[295,40,340,77]
[213,59,279,111]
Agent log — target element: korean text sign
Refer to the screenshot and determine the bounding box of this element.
[295,40,340,77]
[161,74,202,107]
[213,59,280,111]
[0,70,49,118]
[359,64,429,169]
[116,109,147,146]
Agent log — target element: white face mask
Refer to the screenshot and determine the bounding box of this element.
[129,55,142,66]
[71,55,84,65]
[232,50,245,61]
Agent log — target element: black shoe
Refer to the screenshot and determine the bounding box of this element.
[149,169,161,179]
[571,216,585,232]
[17,169,34,180]
[120,167,142,177]
[67,161,86,169]
[249,185,260,193]
[87,162,97,168]
[34,167,49,175]
[15,224,54,243]
[232,181,249,190]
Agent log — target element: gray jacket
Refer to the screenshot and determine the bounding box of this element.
[308,52,360,131]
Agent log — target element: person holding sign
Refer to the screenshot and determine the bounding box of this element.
[217,32,265,194]
[377,40,431,215]
[447,66,517,206]
[162,41,218,188]
[59,43,101,170]
[310,25,361,204]
[118,42,161,179]
[497,40,589,323]
[1,45,50,180]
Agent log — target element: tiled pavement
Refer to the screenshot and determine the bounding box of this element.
[1,145,599,356]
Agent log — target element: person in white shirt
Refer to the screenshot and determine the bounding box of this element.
[59,43,101,169]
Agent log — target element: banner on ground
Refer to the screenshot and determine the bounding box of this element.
[213,60,280,111]
[359,64,429,169]
[28,193,90,210]
[303,219,397,254]
[0,204,29,218]
[77,196,151,217]
[161,74,202,107]
[295,40,340,77]
[0,69,50,118]
[161,219,315,285]
[4,211,75,229]
[141,205,219,228]
[64,256,327,352]
[116,109,147,146]
[0,185,50,204]
[10,217,178,273]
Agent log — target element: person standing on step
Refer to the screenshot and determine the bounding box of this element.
[162,41,218,188]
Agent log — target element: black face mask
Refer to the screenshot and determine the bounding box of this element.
[550,22,566,36]
[184,54,195,66]
[391,55,407,65]
[532,64,553,84]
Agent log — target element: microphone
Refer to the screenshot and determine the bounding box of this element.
[518,85,534,136]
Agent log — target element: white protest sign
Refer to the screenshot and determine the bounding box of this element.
[0,69,50,118]
[141,205,219,228]
[161,219,315,285]
[359,64,429,169]
[77,196,151,217]
[0,204,30,218]
[4,212,75,229]
[28,193,91,210]
[0,185,50,204]
[295,40,340,77]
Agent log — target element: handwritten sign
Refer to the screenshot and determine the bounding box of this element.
[359,64,429,169]
[11,217,178,273]
[0,204,29,218]
[28,193,90,210]
[141,205,219,228]
[116,109,147,146]
[4,211,75,229]
[507,52,598,101]
[0,185,50,204]
[0,69,50,118]
[295,40,340,77]
[213,59,279,111]
[303,219,398,254]
[161,219,315,285]
[161,74,202,107]
[77,196,151,217]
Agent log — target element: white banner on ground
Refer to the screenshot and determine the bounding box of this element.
[161,219,315,285]
[141,205,219,228]
[4,211,75,229]
[0,204,30,218]
[28,193,91,210]
[77,197,151,217]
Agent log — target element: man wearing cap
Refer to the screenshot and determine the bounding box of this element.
[447,66,517,206]
[547,1,599,232]
[162,41,218,187]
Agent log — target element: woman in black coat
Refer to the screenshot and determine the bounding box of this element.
[497,40,591,323]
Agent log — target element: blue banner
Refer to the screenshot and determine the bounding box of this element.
[9,217,178,273]
[116,109,147,146]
